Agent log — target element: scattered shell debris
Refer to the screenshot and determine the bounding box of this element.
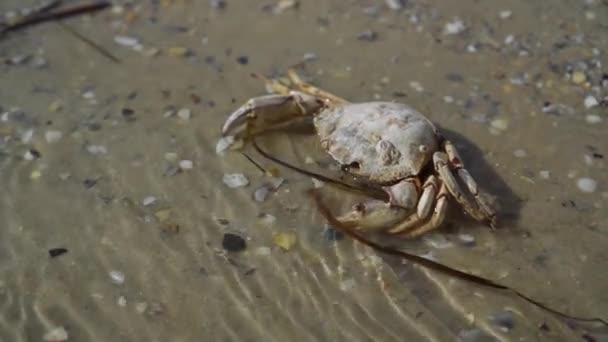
[223,173,249,188]
[577,177,598,193]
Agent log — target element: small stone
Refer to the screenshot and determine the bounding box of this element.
[586,114,601,124]
[109,270,125,284]
[443,95,454,103]
[209,0,226,9]
[339,278,356,291]
[216,135,238,155]
[584,95,599,108]
[458,234,476,246]
[572,71,587,85]
[273,0,299,14]
[179,160,193,170]
[272,231,297,251]
[177,108,191,120]
[302,52,318,62]
[135,302,149,314]
[30,170,42,180]
[257,213,276,227]
[577,178,597,193]
[385,0,405,10]
[539,170,550,179]
[164,152,178,162]
[444,17,466,35]
[117,296,127,307]
[48,100,63,112]
[357,30,378,41]
[167,47,190,58]
[236,56,249,65]
[513,149,527,158]
[114,35,139,47]
[253,185,271,202]
[490,118,509,131]
[312,178,325,188]
[255,246,271,256]
[45,130,63,143]
[43,326,68,341]
[142,196,157,206]
[155,209,172,222]
[222,233,247,252]
[87,145,107,155]
[498,10,512,19]
[489,310,515,332]
[223,173,249,188]
[24,149,41,160]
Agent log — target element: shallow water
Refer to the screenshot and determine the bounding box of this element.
[1,1,607,341]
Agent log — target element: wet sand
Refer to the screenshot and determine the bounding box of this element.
[1,1,607,341]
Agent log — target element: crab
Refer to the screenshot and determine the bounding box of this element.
[219,68,496,238]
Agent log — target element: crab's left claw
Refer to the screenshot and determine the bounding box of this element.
[221,92,323,138]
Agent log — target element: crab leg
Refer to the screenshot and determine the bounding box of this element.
[221,91,324,139]
[399,184,449,239]
[433,151,487,222]
[386,175,439,234]
[444,141,496,226]
[286,68,349,104]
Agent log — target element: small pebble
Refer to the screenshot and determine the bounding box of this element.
[357,30,378,42]
[490,118,509,131]
[255,246,271,256]
[167,47,190,58]
[513,149,527,158]
[444,17,466,35]
[258,213,276,227]
[30,170,42,180]
[586,114,601,124]
[222,233,247,252]
[571,71,587,85]
[577,178,597,193]
[87,145,107,155]
[302,52,318,62]
[489,310,515,332]
[584,95,599,109]
[45,130,63,143]
[272,231,297,251]
[177,108,191,120]
[117,296,127,307]
[209,0,226,9]
[312,178,325,188]
[142,196,157,206]
[339,278,356,291]
[43,326,68,341]
[216,135,236,155]
[109,270,125,285]
[498,10,512,19]
[236,56,249,65]
[179,160,194,170]
[48,248,68,258]
[385,0,405,10]
[114,35,140,47]
[24,149,41,161]
[458,234,476,246]
[136,302,149,314]
[223,173,249,188]
[539,170,550,179]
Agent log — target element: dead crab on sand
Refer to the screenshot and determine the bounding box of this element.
[218,69,496,238]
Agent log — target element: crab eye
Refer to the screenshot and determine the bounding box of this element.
[348,161,361,169]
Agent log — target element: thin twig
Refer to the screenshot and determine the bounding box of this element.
[57,21,120,63]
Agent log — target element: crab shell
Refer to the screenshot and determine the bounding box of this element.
[314,102,441,184]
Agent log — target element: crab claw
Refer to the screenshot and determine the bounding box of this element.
[221,92,324,138]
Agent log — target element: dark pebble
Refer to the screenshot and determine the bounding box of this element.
[236,56,249,65]
[49,247,68,258]
[357,30,378,41]
[323,226,344,241]
[210,0,226,10]
[489,310,515,331]
[28,149,41,159]
[121,108,136,122]
[222,233,247,252]
[83,178,97,189]
[445,73,464,82]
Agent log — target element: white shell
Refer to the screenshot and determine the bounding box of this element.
[314,102,440,183]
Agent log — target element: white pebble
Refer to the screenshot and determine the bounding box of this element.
[424,235,453,249]
[142,196,157,206]
[584,95,599,108]
[444,17,466,35]
[24,150,36,161]
[258,213,276,227]
[21,128,34,143]
[539,170,550,179]
[504,35,515,45]
[255,246,271,256]
[81,90,95,99]
[43,326,68,341]
[215,135,235,155]
[109,270,125,284]
[490,118,509,131]
[117,296,127,307]
[87,145,107,155]
[499,10,512,19]
[385,0,405,10]
[443,95,454,103]
[136,302,148,314]
[577,178,597,193]
[179,160,193,170]
[312,178,325,188]
[177,108,191,120]
[114,35,140,47]
[223,173,249,188]
[513,149,527,158]
[339,278,356,291]
[409,81,424,92]
[45,130,63,143]
[254,185,271,202]
[458,234,476,245]
[586,114,601,124]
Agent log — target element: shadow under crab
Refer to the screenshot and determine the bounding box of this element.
[218,68,499,238]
